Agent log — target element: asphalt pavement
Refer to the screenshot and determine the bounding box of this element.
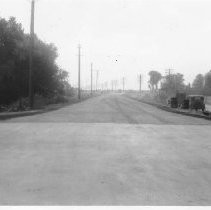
[0,93,211,205]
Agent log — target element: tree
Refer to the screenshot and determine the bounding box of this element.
[0,17,70,107]
[204,70,211,96]
[148,71,162,91]
[0,17,26,105]
[161,73,185,96]
[192,74,204,94]
[174,73,185,91]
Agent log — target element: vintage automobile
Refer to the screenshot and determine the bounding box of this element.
[181,99,190,109]
[168,92,186,108]
[176,92,186,107]
[169,97,178,108]
[186,95,206,111]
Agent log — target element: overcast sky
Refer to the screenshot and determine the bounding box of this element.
[1,0,211,90]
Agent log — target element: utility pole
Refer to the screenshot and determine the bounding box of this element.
[122,77,125,92]
[165,69,174,77]
[78,44,81,99]
[91,63,93,95]
[29,0,35,109]
[96,70,99,91]
[139,74,142,94]
[165,68,175,92]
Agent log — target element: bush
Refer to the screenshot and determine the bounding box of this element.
[54,95,69,104]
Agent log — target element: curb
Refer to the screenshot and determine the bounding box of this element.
[126,95,211,121]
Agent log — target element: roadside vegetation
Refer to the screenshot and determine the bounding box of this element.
[146,70,211,105]
[0,17,75,112]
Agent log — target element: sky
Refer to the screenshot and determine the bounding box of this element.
[1,0,211,90]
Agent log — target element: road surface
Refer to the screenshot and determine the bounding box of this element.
[0,93,211,205]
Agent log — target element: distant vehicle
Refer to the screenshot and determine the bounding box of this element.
[186,95,205,112]
[168,93,206,112]
[170,97,178,108]
[168,92,186,108]
[176,93,186,107]
[181,99,189,109]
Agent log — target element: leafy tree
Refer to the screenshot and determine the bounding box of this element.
[161,73,185,96]
[0,16,70,107]
[192,74,204,94]
[148,71,162,91]
[0,17,26,104]
[174,73,185,91]
[204,70,211,96]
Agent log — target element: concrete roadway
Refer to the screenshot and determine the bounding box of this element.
[0,93,211,205]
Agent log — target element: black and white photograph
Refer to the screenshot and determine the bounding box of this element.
[0,0,211,208]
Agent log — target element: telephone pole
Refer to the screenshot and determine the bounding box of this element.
[139,74,142,94]
[96,70,99,91]
[122,77,125,92]
[165,68,176,87]
[165,69,174,77]
[78,44,81,99]
[29,0,35,109]
[91,63,93,95]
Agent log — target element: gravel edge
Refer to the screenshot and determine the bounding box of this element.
[125,95,211,121]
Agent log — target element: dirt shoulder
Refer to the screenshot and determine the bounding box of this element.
[124,93,211,121]
[0,94,97,121]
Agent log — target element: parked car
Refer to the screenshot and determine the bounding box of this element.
[186,95,205,111]
[170,97,178,108]
[176,92,186,107]
[168,92,186,109]
[181,99,189,109]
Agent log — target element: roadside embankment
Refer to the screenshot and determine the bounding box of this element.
[125,93,211,121]
[0,93,98,120]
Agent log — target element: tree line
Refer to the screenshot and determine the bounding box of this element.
[0,17,71,108]
[192,72,211,95]
[148,70,211,96]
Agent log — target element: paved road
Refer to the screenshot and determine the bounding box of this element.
[7,93,211,124]
[0,93,211,205]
